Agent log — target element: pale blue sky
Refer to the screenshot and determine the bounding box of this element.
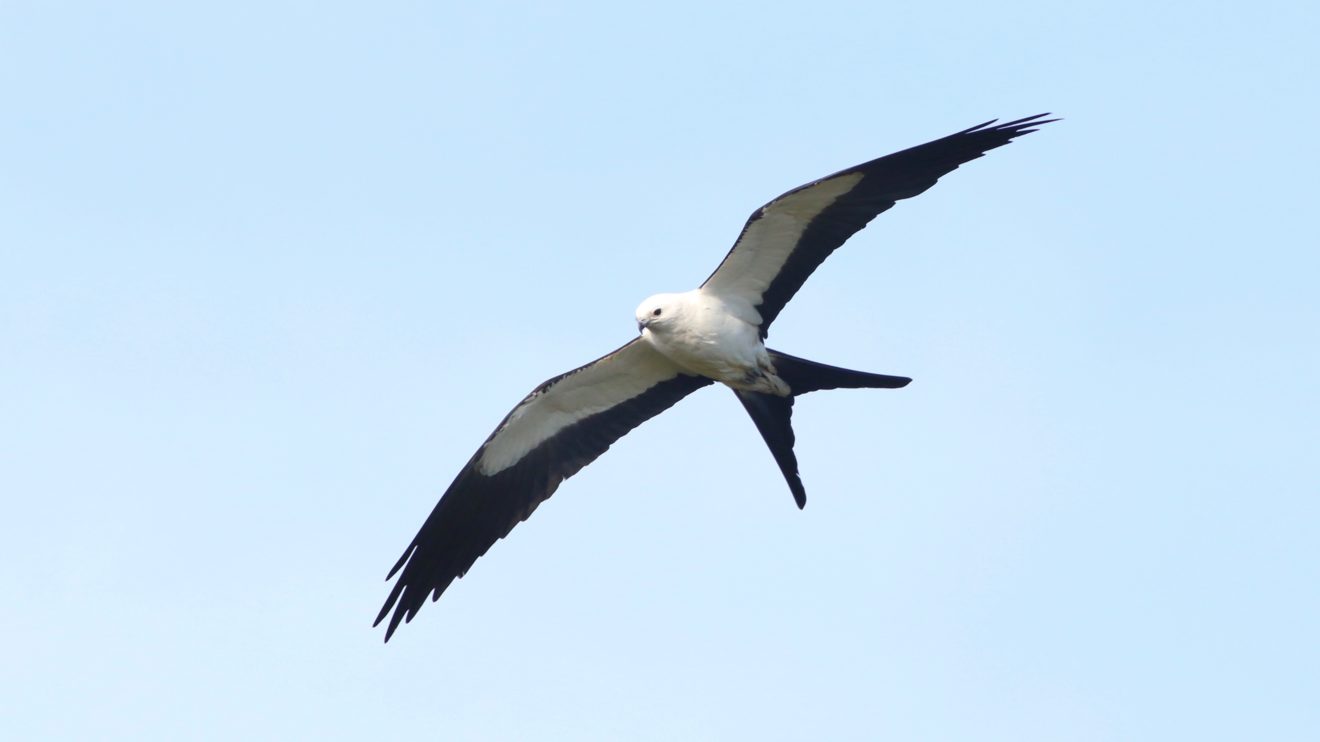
[2,1,1317,740]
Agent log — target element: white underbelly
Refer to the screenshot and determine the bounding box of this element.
[637,288,788,395]
[646,312,767,385]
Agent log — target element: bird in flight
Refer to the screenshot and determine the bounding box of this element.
[376,113,1055,641]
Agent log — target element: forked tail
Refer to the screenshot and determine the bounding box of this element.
[736,351,909,509]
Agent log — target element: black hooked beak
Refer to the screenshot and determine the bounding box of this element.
[637,320,646,334]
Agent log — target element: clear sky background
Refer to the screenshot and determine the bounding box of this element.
[3,2,1317,740]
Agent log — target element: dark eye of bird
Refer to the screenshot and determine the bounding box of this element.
[652,308,662,317]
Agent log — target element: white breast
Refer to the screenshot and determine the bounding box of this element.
[642,289,768,385]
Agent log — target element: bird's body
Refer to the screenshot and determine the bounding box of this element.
[376,114,1056,641]
[636,290,787,395]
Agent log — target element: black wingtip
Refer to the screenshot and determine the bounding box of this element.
[960,112,1059,138]
[384,544,415,581]
[997,112,1061,135]
[380,606,411,643]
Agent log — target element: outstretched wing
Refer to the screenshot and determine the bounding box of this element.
[701,114,1055,336]
[376,339,712,641]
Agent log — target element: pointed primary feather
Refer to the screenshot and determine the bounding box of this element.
[702,114,1056,337]
[376,339,711,641]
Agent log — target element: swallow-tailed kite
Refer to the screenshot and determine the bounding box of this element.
[376,113,1054,640]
